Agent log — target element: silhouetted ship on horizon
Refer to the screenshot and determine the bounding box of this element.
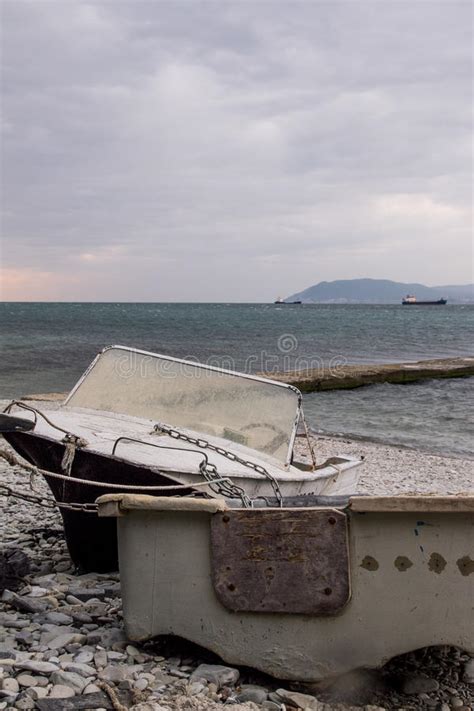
[274,297,302,304]
[402,294,447,305]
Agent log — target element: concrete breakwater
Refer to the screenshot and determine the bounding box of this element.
[267,357,474,393]
[15,356,474,403]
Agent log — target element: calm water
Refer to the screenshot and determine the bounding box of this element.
[304,377,474,459]
[1,302,473,455]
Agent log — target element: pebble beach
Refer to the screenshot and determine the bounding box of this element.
[1,399,473,711]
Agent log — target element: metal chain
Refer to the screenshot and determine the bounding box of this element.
[153,423,283,506]
[197,459,252,508]
[0,483,56,509]
[0,483,98,512]
[57,501,98,513]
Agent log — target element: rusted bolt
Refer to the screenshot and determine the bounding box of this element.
[227,583,235,591]
[328,517,336,525]
[222,515,230,523]
[324,587,332,596]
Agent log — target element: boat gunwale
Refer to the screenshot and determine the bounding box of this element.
[8,426,362,483]
[96,492,474,514]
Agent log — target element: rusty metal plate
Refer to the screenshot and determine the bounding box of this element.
[210,509,350,615]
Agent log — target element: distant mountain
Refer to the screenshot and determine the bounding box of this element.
[286,279,474,304]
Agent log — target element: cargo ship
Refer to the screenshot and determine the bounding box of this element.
[402,295,447,305]
[274,297,302,304]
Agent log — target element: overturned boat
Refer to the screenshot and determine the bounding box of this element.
[97,492,474,681]
[1,346,362,572]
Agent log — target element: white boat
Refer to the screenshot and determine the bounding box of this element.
[1,346,362,571]
[97,492,474,681]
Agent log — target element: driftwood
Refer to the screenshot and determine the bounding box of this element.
[35,689,135,710]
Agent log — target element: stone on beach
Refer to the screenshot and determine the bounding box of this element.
[14,660,60,674]
[49,684,76,698]
[274,688,322,709]
[50,670,88,692]
[398,674,440,694]
[190,663,240,688]
[0,549,30,593]
[99,662,140,683]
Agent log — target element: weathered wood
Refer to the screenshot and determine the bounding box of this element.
[211,508,350,614]
[349,495,474,513]
[35,689,134,710]
[266,356,474,392]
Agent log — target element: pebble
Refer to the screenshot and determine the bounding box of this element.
[63,661,97,677]
[464,659,474,684]
[236,685,269,704]
[16,674,39,687]
[1,677,19,693]
[47,632,86,649]
[14,660,59,674]
[261,702,280,711]
[83,682,102,693]
[99,663,138,683]
[400,675,440,694]
[94,649,108,667]
[26,687,48,700]
[49,683,76,698]
[190,663,240,688]
[50,669,87,692]
[275,688,321,709]
[44,611,73,625]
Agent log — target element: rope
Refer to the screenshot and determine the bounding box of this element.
[4,401,90,478]
[60,434,88,476]
[0,446,235,492]
[96,681,129,711]
[4,401,77,438]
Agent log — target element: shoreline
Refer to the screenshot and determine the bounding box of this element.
[297,432,474,496]
[308,427,474,462]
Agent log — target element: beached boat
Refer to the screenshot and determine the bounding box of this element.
[402,294,447,305]
[1,346,362,572]
[274,297,302,304]
[97,492,474,681]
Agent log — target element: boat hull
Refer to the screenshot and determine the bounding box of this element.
[99,494,474,681]
[3,431,191,572]
[402,300,447,305]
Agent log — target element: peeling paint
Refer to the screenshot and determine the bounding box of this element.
[360,555,379,571]
[457,555,474,576]
[394,556,413,572]
[428,552,447,574]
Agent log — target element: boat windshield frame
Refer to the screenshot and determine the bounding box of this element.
[64,345,303,469]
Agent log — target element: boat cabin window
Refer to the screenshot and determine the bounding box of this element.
[66,347,300,466]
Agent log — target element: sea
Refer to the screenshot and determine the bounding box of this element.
[1,302,473,458]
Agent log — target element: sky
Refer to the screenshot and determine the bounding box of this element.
[1,0,472,301]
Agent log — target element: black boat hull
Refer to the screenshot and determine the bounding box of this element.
[3,431,192,572]
[402,300,447,305]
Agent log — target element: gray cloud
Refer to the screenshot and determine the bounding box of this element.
[1,0,472,300]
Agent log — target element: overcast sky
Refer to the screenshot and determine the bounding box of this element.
[1,1,472,301]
